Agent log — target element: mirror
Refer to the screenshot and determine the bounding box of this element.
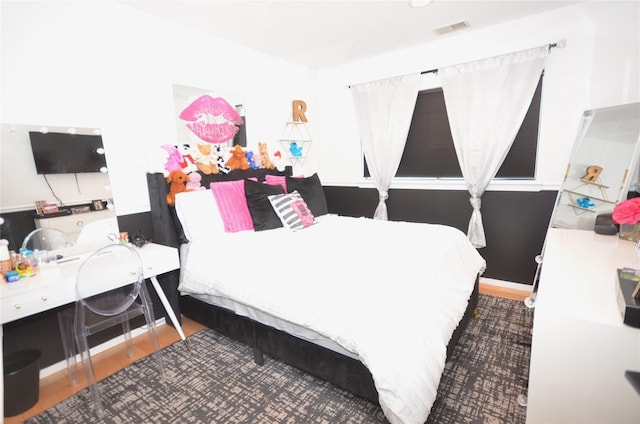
[0,123,118,250]
[550,102,640,230]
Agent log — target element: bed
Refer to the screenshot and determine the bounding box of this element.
[146,167,486,424]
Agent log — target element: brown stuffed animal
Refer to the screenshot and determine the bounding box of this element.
[225,145,250,171]
[258,142,275,169]
[166,169,189,205]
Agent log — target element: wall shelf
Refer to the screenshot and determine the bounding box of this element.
[279,119,312,167]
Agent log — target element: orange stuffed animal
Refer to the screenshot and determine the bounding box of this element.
[166,169,189,205]
[225,145,250,171]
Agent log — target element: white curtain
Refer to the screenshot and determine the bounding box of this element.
[351,73,421,220]
[439,45,549,248]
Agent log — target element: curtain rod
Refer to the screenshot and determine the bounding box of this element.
[348,40,565,87]
[419,41,564,75]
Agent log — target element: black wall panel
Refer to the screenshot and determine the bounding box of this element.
[324,185,558,285]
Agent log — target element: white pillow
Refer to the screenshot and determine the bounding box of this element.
[174,189,225,241]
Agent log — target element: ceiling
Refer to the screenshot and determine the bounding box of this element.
[122,1,580,69]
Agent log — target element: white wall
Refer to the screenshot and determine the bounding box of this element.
[1,1,317,215]
[315,1,640,190]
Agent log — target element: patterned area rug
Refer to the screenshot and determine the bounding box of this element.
[27,295,532,424]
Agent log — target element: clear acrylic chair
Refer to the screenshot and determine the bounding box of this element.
[57,243,166,416]
[22,227,74,252]
[75,217,119,248]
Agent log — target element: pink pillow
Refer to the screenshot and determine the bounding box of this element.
[209,181,254,232]
[265,174,303,193]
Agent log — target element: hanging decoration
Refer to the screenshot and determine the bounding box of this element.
[179,95,244,144]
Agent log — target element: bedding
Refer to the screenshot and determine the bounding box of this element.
[175,183,486,424]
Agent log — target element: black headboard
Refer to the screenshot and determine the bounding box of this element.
[146,166,293,248]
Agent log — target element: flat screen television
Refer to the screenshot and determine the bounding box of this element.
[29,131,108,174]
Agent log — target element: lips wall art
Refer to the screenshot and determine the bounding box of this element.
[179,95,244,144]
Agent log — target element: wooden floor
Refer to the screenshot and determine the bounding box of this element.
[5,285,528,423]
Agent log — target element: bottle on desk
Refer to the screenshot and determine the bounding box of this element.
[15,248,38,278]
[0,239,12,281]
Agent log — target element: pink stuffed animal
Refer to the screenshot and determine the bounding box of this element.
[186,172,205,191]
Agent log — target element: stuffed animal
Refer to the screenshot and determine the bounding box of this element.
[252,151,262,169]
[225,145,250,171]
[177,144,198,173]
[191,143,219,175]
[161,144,185,173]
[166,169,189,205]
[258,142,275,169]
[186,172,205,191]
[216,146,231,174]
[161,144,197,174]
[245,151,260,170]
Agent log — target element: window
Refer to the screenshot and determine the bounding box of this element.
[364,76,543,179]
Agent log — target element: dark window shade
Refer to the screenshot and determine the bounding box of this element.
[364,76,543,179]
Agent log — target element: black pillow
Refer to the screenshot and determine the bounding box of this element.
[244,179,286,231]
[285,173,328,217]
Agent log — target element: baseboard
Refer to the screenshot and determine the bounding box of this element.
[480,277,531,292]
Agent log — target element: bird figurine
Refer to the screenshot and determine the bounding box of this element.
[289,141,303,157]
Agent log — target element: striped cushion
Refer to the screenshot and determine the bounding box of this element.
[268,191,315,231]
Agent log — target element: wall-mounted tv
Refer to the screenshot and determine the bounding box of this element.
[29,131,108,174]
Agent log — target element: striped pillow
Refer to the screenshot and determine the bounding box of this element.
[268,191,315,231]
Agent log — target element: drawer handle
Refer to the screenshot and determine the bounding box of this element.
[41,296,48,301]
[76,221,84,227]
[14,303,21,309]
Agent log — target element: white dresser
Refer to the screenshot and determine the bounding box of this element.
[526,228,640,423]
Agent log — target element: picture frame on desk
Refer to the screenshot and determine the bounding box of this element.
[34,200,46,215]
[92,200,104,211]
[41,203,60,215]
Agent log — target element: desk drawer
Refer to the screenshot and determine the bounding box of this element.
[2,290,70,323]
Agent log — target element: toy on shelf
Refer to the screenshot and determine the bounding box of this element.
[289,142,304,157]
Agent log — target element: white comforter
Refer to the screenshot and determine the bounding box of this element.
[178,214,486,424]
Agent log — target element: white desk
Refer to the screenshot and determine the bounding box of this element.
[526,229,640,423]
[1,243,179,324]
[0,242,181,421]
